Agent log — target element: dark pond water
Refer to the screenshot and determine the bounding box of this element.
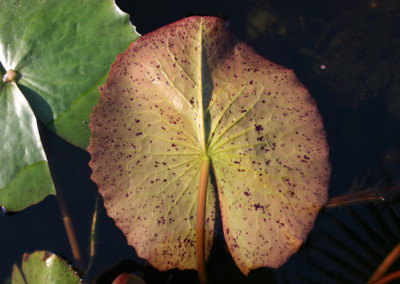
[2,0,400,283]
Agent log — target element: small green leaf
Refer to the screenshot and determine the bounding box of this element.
[88,16,331,275]
[11,251,81,284]
[0,0,140,149]
[0,83,55,212]
[11,265,24,284]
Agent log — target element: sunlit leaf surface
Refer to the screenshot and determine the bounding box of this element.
[0,0,138,211]
[11,251,80,283]
[88,16,330,274]
[0,0,139,148]
[0,82,55,212]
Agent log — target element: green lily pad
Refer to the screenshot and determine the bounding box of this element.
[0,0,139,211]
[0,0,140,149]
[11,251,80,284]
[0,81,55,212]
[88,16,331,275]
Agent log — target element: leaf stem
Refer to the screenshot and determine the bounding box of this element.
[196,155,210,284]
[370,270,400,284]
[324,187,389,208]
[85,194,99,275]
[47,164,84,272]
[38,123,84,271]
[51,170,83,271]
[368,242,400,283]
[62,214,83,269]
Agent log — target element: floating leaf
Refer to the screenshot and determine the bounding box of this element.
[11,251,80,283]
[0,0,139,211]
[88,16,330,275]
[0,0,140,149]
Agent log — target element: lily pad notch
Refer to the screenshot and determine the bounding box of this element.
[88,16,331,282]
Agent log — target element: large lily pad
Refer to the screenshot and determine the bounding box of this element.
[11,251,80,283]
[88,16,331,275]
[0,0,139,211]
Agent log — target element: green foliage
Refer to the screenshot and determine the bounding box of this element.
[11,251,81,284]
[0,82,55,212]
[0,0,139,211]
[0,0,139,148]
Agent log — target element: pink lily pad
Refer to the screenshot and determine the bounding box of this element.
[88,16,330,275]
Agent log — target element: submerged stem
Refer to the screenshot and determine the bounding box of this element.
[85,195,99,275]
[62,214,83,269]
[196,155,210,284]
[38,123,84,271]
[368,242,400,283]
[51,169,83,271]
[371,270,400,284]
[325,188,387,208]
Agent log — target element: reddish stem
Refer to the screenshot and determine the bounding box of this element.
[38,123,83,271]
[371,270,400,284]
[369,242,400,283]
[196,155,210,284]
